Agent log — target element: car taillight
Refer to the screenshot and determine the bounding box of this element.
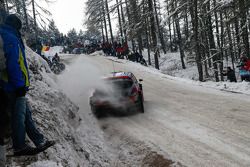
[94,100,101,105]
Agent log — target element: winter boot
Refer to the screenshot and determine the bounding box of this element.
[36,140,55,152]
[13,145,37,156]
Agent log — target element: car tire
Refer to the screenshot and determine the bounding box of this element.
[139,84,144,102]
[95,112,103,118]
[91,105,101,118]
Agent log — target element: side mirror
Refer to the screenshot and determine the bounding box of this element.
[139,79,143,82]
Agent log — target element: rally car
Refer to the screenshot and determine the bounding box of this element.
[89,72,144,117]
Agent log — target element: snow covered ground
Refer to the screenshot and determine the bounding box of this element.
[7,49,250,167]
[142,50,250,95]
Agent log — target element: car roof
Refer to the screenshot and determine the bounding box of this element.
[105,72,133,80]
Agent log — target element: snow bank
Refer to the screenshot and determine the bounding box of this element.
[27,160,63,167]
[7,47,110,167]
[154,51,250,95]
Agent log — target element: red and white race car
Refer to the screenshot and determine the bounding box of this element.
[89,72,144,117]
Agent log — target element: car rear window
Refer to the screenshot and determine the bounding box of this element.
[108,79,133,89]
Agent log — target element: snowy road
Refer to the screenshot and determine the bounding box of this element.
[58,54,250,167]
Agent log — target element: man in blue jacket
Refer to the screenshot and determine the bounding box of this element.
[0,14,54,156]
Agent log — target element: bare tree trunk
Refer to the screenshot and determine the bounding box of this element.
[175,19,186,69]
[166,0,173,52]
[191,0,203,81]
[153,0,166,54]
[184,8,189,40]
[213,0,223,81]
[21,0,28,30]
[102,0,109,42]
[143,1,151,65]
[120,0,127,42]
[173,17,177,50]
[200,26,209,78]
[220,12,225,73]
[15,0,21,14]
[201,33,209,78]
[31,0,38,40]
[129,0,143,54]
[105,0,114,44]
[200,9,210,78]
[146,22,151,65]
[238,0,250,57]
[125,0,135,52]
[148,0,159,69]
[234,6,241,59]
[232,23,237,62]
[199,8,212,70]
[116,0,123,41]
[206,1,219,82]
[101,21,105,43]
[225,12,235,70]
[173,0,186,69]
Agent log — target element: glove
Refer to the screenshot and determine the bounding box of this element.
[15,87,26,97]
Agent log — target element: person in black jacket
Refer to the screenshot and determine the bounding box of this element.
[223,67,237,82]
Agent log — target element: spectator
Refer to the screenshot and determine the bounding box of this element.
[222,67,237,82]
[237,54,250,81]
[0,14,55,156]
[52,53,60,63]
[237,55,247,68]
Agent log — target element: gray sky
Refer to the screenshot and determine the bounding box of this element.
[48,0,86,34]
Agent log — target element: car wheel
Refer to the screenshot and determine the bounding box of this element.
[139,84,144,101]
[91,105,102,118]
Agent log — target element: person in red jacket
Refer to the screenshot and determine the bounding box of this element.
[237,55,250,81]
[244,59,250,71]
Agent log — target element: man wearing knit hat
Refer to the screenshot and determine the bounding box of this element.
[0,14,55,157]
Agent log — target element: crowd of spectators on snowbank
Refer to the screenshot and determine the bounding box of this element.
[101,41,147,66]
